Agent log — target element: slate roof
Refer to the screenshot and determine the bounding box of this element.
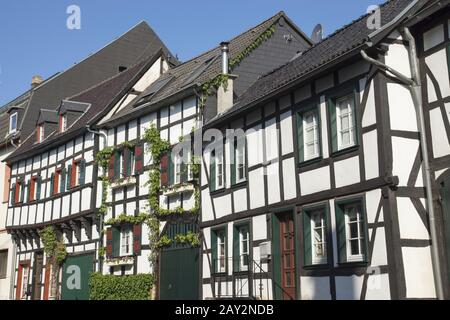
[105,11,310,124]
[1,21,176,146]
[206,0,421,125]
[6,55,155,162]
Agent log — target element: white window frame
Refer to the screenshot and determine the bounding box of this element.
[130,149,135,176]
[174,151,182,185]
[39,125,45,143]
[336,94,356,151]
[61,114,67,132]
[303,109,320,161]
[310,209,327,265]
[215,149,224,189]
[187,149,193,181]
[344,203,365,262]
[235,138,246,183]
[119,151,124,178]
[9,112,17,134]
[21,264,29,299]
[120,226,133,257]
[217,230,226,273]
[239,226,249,271]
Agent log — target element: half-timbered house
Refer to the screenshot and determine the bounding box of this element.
[200,0,450,300]
[95,12,312,300]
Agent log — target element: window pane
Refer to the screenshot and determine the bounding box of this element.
[349,221,358,238]
[350,239,359,255]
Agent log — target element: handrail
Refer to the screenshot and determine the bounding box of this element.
[251,258,295,300]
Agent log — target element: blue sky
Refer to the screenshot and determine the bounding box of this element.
[0,0,381,106]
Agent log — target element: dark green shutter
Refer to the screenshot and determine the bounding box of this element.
[50,173,54,196]
[336,203,347,264]
[297,112,304,163]
[329,99,338,153]
[114,150,121,179]
[303,211,312,266]
[20,180,25,203]
[231,139,236,185]
[79,160,86,185]
[168,150,174,186]
[10,183,16,205]
[60,167,66,193]
[26,181,31,203]
[210,153,216,192]
[352,88,359,146]
[233,226,239,272]
[36,176,42,201]
[66,166,71,191]
[112,226,121,258]
[211,230,218,273]
[361,202,368,262]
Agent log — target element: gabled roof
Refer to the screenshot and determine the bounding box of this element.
[104,11,312,124]
[206,0,425,126]
[1,21,176,147]
[37,109,59,125]
[6,53,159,163]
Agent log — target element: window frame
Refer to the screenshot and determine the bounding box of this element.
[302,203,329,267]
[335,197,369,265]
[336,94,357,151]
[233,136,247,185]
[344,202,366,262]
[9,112,17,134]
[212,226,228,275]
[296,103,322,164]
[29,176,38,202]
[37,124,45,143]
[60,113,67,133]
[310,209,327,265]
[0,250,7,279]
[120,225,133,257]
[215,149,224,190]
[233,222,251,272]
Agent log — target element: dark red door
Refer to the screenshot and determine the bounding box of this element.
[280,213,296,300]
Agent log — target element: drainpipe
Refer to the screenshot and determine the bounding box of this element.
[360,27,444,299]
[86,126,108,273]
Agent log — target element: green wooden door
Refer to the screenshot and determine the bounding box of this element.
[160,247,199,300]
[61,253,94,300]
[440,178,450,280]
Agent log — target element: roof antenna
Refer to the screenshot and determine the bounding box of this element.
[311,24,323,44]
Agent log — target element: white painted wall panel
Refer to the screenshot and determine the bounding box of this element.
[335,275,364,300]
[402,246,436,298]
[201,189,214,222]
[397,197,430,240]
[362,81,376,127]
[247,125,264,167]
[430,107,450,158]
[388,83,417,132]
[334,156,360,188]
[249,168,265,209]
[300,166,330,195]
[170,102,182,123]
[385,44,411,78]
[392,137,419,186]
[300,277,331,300]
[233,188,247,213]
[265,118,278,162]
[128,120,137,141]
[81,188,91,211]
[426,48,450,100]
[267,162,280,204]
[423,24,444,51]
[71,191,80,214]
[363,130,379,180]
[252,215,267,241]
[213,194,232,219]
[183,96,197,118]
[61,195,70,217]
[280,111,294,156]
[282,158,296,200]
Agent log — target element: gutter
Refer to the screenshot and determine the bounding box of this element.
[361,26,444,299]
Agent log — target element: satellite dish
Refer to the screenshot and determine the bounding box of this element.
[311,24,323,44]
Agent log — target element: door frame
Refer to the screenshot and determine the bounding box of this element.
[271,208,298,300]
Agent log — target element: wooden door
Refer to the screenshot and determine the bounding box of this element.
[32,252,44,300]
[279,213,296,300]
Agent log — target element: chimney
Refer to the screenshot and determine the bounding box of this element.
[217,41,237,114]
[31,75,43,88]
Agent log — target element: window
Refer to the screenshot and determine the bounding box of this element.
[302,206,328,266]
[120,226,133,256]
[0,250,7,279]
[59,114,67,132]
[14,180,22,204]
[345,203,365,262]
[212,228,227,274]
[37,125,44,143]
[20,263,29,299]
[216,150,224,189]
[217,230,226,273]
[234,225,250,272]
[174,151,182,185]
[335,198,367,264]
[297,107,321,163]
[336,94,356,151]
[9,113,17,134]
[29,176,38,202]
[232,136,246,185]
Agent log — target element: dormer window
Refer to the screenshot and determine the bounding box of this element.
[37,125,44,143]
[9,113,17,134]
[59,114,67,132]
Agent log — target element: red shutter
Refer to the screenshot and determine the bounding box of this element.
[29,178,36,202]
[108,154,115,180]
[133,224,142,255]
[135,144,144,174]
[160,152,169,187]
[70,162,77,188]
[106,228,113,259]
[54,171,60,195]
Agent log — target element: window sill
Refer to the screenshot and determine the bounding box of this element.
[337,260,368,267]
[105,256,135,266]
[210,187,226,196]
[110,176,137,189]
[298,156,323,168]
[163,183,195,196]
[303,262,329,270]
[331,145,359,158]
[231,180,247,190]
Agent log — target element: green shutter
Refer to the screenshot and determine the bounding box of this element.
[66,166,71,191]
[335,203,347,264]
[297,112,304,163]
[168,150,174,186]
[210,153,216,192]
[352,88,359,146]
[329,98,338,153]
[61,167,66,193]
[302,211,312,266]
[26,181,30,203]
[50,173,54,196]
[211,230,218,273]
[79,160,86,185]
[233,226,239,272]
[360,202,368,262]
[10,183,16,205]
[112,226,121,258]
[114,150,121,179]
[231,139,236,185]
[36,176,42,201]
